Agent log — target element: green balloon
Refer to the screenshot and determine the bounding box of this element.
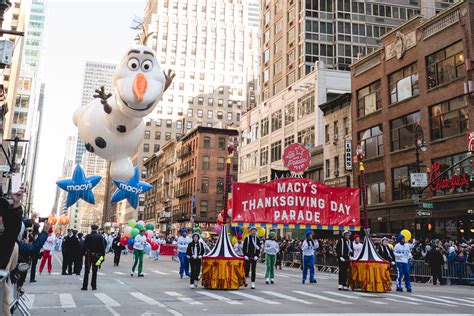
[134,224,144,232]
[128,219,137,228]
[131,228,139,237]
[145,223,155,231]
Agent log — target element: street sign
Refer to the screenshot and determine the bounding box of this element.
[0,165,9,172]
[422,202,433,209]
[410,172,428,188]
[411,194,421,202]
[416,209,432,217]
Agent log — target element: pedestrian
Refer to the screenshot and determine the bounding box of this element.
[187,232,204,288]
[234,238,244,256]
[264,231,279,284]
[243,227,261,289]
[131,227,147,277]
[76,232,85,275]
[39,226,56,275]
[81,224,105,291]
[177,228,191,278]
[112,233,125,266]
[336,230,352,290]
[425,245,445,285]
[301,230,318,284]
[61,229,72,275]
[377,237,395,263]
[29,223,41,283]
[394,234,413,292]
[351,234,363,260]
[276,239,283,270]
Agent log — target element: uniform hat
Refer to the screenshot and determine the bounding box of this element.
[268,231,276,239]
[381,237,389,242]
[305,229,313,237]
[180,228,188,233]
[249,227,258,232]
[91,224,99,231]
[353,234,360,239]
[398,234,405,241]
[342,230,351,236]
[192,232,200,239]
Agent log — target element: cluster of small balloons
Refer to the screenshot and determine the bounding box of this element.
[119,219,159,253]
[227,226,265,246]
[46,214,70,226]
[214,198,234,234]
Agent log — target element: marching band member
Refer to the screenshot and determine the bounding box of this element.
[177,228,191,278]
[264,231,279,284]
[351,234,363,260]
[186,232,205,288]
[336,230,352,290]
[394,234,413,292]
[243,227,261,289]
[301,230,318,284]
[378,237,395,265]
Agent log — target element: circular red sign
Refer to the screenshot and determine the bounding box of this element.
[283,143,310,173]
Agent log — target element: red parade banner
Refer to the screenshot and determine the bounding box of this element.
[232,178,360,227]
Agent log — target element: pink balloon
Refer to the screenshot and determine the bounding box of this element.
[146,230,153,238]
[227,208,233,217]
[214,224,222,234]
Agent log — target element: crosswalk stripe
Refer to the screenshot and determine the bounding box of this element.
[230,291,281,305]
[197,290,242,305]
[97,272,105,276]
[384,297,419,305]
[152,270,169,275]
[27,294,35,309]
[165,291,203,305]
[130,292,166,307]
[439,296,474,304]
[293,291,351,304]
[50,272,60,275]
[94,293,120,307]
[368,300,388,305]
[59,293,76,308]
[261,291,312,305]
[413,294,474,307]
[323,291,358,299]
[384,293,456,307]
[113,271,126,275]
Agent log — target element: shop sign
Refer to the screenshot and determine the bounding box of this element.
[430,162,470,192]
[468,131,474,152]
[344,140,352,171]
[283,143,310,173]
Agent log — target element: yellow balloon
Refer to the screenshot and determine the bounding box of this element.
[230,235,237,246]
[401,229,411,241]
[257,227,266,237]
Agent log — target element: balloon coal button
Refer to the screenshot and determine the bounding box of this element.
[85,143,94,153]
[116,125,127,133]
[95,137,107,149]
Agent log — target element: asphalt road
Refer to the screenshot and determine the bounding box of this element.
[25,252,473,316]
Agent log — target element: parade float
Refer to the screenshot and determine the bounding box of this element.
[348,231,392,293]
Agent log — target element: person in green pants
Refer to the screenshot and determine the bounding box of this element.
[131,227,147,277]
[264,231,279,284]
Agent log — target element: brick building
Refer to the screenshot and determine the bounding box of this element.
[319,93,353,188]
[174,127,238,231]
[351,0,474,239]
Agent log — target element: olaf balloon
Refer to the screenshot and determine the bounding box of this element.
[73,44,174,182]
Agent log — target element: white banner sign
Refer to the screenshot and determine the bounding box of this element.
[410,173,428,188]
[344,139,352,171]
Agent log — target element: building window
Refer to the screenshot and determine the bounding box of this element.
[144,131,150,139]
[207,110,213,119]
[325,159,330,178]
[390,111,420,151]
[359,125,384,159]
[197,109,203,117]
[284,135,294,149]
[260,146,268,166]
[432,152,473,195]
[203,136,211,148]
[298,126,315,147]
[216,177,224,193]
[155,131,161,140]
[201,177,209,193]
[271,110,282,132]
[156,119,162,127]
[166,119,172,128]
[333,121,339,139]
[165,132,171,140]
[187,108,193,117]
[217,111,223,120]
[200,200,208,215]
[430,95,469,141]
[325,125,330,143]
[216,200,223,211]
[427,41,464,89]
[366,171,386,205]
[297,94,315,118]
[392,165,417,201]
[263,68,270,83]
[176,120,182,130]
[217,157,225,170]
[208,98,214,106]
[389,63,419,104]
[227,112,233,121]
[218,99,224,106]
[334,156,339,177]
[202,156,210,170]
[154,144,160,152]
[343,117,349,135]
[357,80,381,117]
[285,104,295,125]
[261,117,269,137]
[270,141,282,162]
[143,143,149,152]
[198,97,204,105]
[167,107,173,114]
[218,137,225,149]
[186,121,192,129]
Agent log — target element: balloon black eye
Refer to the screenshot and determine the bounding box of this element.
[142,60,153,72]
[128,58,139,70]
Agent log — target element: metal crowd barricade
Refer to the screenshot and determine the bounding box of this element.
[315,254,339,273]
[0,269,31,316]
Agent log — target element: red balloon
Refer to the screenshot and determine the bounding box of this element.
[127,245,133,251]
[151,241,159,251]
[120,236,128,246]
[227,197,233,210]
[146,236,151,244]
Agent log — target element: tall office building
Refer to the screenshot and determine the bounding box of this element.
[140,0,260,161]
[259,0,458,103]
[74,61,116,164]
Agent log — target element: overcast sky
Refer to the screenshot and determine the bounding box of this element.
[34,0,146,216]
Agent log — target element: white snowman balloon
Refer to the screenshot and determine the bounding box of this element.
[73,44,174,182]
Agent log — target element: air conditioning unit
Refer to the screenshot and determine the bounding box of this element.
[334,170,339,177]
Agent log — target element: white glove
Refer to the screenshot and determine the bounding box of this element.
[391,261,395,266]
[193,255,198,259]
[339,257,345,262]
[198,255,202,259]
[244,256,249,260]
[254,256,259,261]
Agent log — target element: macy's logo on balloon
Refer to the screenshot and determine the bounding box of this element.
[66,183,93,191]
[119,183,143,194]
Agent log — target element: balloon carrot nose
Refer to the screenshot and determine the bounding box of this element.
[133,73,147,102]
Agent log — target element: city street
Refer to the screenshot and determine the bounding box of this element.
[26,253,473,316]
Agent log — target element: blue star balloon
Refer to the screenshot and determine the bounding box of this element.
[56,164,102,208]
[111,167,152,208]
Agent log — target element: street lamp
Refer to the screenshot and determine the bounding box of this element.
[414,122,427,173]
[356,144,368,229]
